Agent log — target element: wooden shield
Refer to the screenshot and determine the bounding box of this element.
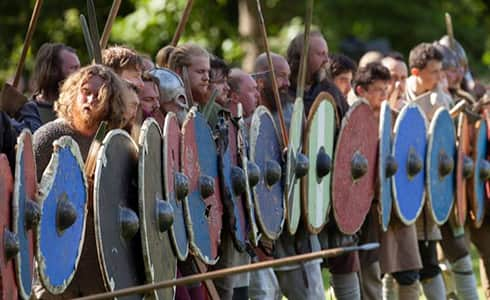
[302,92,335,234]
[94,129,145,298]
[250,106,285,240]
[163,113,189,261]
[469,120,488,228]
[379,101,395,232]
[236,115,259,247]
[218,119,248,251]
[392,103,428,225]
[0,154,18,300]
[181,110,223,265]
[332,100,378,235]
[426,108,456,225]
[455,113,469,226]
[36,137,88,294]
[12,130,37,300]
[285,97,305,235]
[138,119,177,300]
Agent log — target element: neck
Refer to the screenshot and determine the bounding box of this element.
[413,76,429,96]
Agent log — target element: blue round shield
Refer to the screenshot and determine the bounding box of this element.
[470,119,488,227]
[379,101,394,232]
[392,103,428,225]
[426,108,456,225]
[36,136,88,294]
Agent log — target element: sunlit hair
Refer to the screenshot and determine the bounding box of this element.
[167,43,209,73]
[102,45,143,75]
[155,45,175,68]
[55,64,128,130]
[287,31,323,88]
[33,42,77,99]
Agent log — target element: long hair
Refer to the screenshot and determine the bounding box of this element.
[286,31,323,88]
[167,43,209,73]
[55,64,128,130]
[33,43,76,100]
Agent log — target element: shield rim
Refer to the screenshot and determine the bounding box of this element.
[163,112,189,261]
[426,107,456,225]
[301,91,336,234]
[12,129,36,300]
[455,113,469,226]
[378,101,393,232]
[36,136,88,294]
[249,105,285,240]
[93,129,140,292]
[391,103,428,225]
[470,119,487,228]
[331,99,377,235]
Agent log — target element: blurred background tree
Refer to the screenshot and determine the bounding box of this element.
[0,0,489,88]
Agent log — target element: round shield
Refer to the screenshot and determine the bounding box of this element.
[13,130,38,300]
[378,101,395,232]
[36,137,88,294]
[138,118,177,300]
[163,113,189,261]
[302,92,336,234]
[250,106,285,240]
[469,119,488,228]
[218,119,248,251]
[285,97,305,235]
[332,100,378,235]
[0,154,18,300]
[181,110,223,265]
[426,108,456,225]
[392,103,428,225]
[94,129,145,297]
[455,113,469,226]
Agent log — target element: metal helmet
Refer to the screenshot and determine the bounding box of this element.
[149,67,189,110]
[432,42,458,70]
[439,35,468,70]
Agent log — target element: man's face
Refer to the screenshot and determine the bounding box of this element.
[274,57,291,93]
[73,74,108,130]
[60,49,80,79]
[121,67,144,90]
[138,80,160,117]
[357,80,389,117]
[445,67,460,89]
[385,60,408,98]
[333,71,353,97]
[210,70,230,106]
[308,36,328,82]
[187,56,210,105]
[416,60,442,91]
[234,75,259,118]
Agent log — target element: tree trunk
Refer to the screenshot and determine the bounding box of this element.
[238,0,259,72]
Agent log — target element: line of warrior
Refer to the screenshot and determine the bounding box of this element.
[1,2,490,300]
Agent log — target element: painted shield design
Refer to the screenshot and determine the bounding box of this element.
[163,113,189,261]
[250,106,285,240]
[426,108,456,225]
[36,137,88,294]
[218,118,248,251]
[302,92,335,234]
[0,154,18,300]
[455,113,470,226]
[285,97,307,235]
[94,129,145,297]
[392,103,428,225]
[469,120,489,228]
[181,110,223,265]
[379,101,397,232]
[332,100,378,235]
[138,118,177,300]
[13,130,39,300]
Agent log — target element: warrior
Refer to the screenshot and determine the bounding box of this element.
[381,55,408,111]
[138,72,165,128]
[326,53,357,98]
[205,55,231,128]
[32,64,130,299]
[228,68,260,119]
[31,42,80,124]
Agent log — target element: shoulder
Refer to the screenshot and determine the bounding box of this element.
[33,119,73,148]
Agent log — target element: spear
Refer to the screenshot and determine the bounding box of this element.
[445,12,455,50]
[171,0,195,47]
[100,0,122,49]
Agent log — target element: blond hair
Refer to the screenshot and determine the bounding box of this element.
[102,45,143,75]
[168,43,209,72]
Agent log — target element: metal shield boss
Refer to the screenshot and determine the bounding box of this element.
[181,110,223,265]
[13,130,39,299]
[93,129,145,298]
[392,103,428,225]
[217,118,249,251]
[163,113,190,261]
[469,119,489,228]
[302,92,335,234]
[138,118,177,300]
[285,97,307,235]
[36,137,88,294]
[332,100,378,235]
[0,154,18,300]
[426,108,456,225]
[250,106,285,240]
[379,101,397,232]
[455,113,470,226]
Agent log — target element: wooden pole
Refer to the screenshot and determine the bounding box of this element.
[445,13,455,50]
[296,0,314,99]
[171,0,194,47]
[75,243,379,300]
[100,0,122,49]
